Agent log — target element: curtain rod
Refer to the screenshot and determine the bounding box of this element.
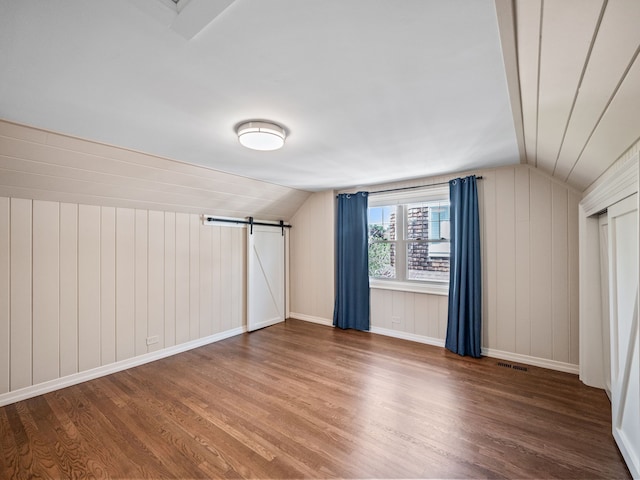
[204,216,291,235]
[369,176,483,195]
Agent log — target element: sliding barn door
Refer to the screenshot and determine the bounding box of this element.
[607,193,639,479]
[247,225,285,332]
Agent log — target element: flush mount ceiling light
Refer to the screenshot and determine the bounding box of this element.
[236,121,286,151]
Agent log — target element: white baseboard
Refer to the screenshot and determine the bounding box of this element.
[370,327,579,374]
[370,326,445,348]
[480,347,579,374]
[289,312,333,326]
[0,326,246,407]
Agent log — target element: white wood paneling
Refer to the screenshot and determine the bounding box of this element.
[529,172,553,359]
[230,227,244,329]
[219,228,230,332]
[403,290,415,335]
[148,210,165,352]
[413,293,429,338]
[189,214,200,340]
[175,213,190,344]
[482,172,498,349]
[292,165,580,369]
[427,295,440,338]
[515,0,542,165]
[0,120,310,222]
[59,203,78,376]
[100,207,116,365]
[0,198,8,394]
[495,169,516,352]
[116,208,135,362]
[535,0,604,175]
[78,204,101,371]
[289,191,335,324]
[10,198,32,390]
[569,54,640,189]
[391,290,405,331]
[135,209,148,356]
[514,167,531,355]
[32,201,59,384]
[568,192,580,365]
[437,296,448,339]
[199,224,213,337]
[164,212,176,348]
[551,185,570,363]
[0,195,246,403]
[555,0,640,182]
[369,289,448,343]
[381,290,393,331]
[370,288,384,332]
[494,0,526,163]
[507,1,640,191]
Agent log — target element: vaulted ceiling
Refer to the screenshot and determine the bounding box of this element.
[1,0,639,193]
[506,0,640,191]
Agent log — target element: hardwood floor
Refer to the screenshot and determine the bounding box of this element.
[0,318,630,479]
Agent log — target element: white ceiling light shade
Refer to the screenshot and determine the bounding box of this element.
[237,121,286,151]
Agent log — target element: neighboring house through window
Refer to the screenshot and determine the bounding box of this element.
[368,185,450,295]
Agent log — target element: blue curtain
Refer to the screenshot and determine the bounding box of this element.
[333,192,370,330]
[445,176,482,357]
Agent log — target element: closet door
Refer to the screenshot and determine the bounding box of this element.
[247,225,285,332]
[607,193,639,479]
[598,213,611,397]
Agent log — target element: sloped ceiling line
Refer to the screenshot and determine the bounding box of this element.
[4,1,640,192]
[512,0,640,190]
[511,0,543,169]
[494,0,526,164]
[564,42,640,184]
[551,0,608,177]
[533,0,543,170]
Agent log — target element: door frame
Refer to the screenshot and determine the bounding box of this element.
[578,151,639,479]
[579,152,638,388]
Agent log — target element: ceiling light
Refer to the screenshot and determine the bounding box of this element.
[237,121,286,151]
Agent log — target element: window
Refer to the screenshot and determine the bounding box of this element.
[368,186,450,294]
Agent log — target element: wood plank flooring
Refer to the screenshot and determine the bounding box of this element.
[0,318,631,479]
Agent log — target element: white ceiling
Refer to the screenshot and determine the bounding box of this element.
[513,0,640,191]
[1,0,639,192]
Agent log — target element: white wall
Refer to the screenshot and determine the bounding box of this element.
[289,190,335,324]
[0,120,312,405]
[0,196,246,402]
[289,164,581,372]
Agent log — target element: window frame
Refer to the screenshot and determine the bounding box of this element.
[368,185,450,296]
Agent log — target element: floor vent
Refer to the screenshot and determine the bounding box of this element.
[497,361,528,372]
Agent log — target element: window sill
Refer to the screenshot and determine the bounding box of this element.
[369,279,449,296]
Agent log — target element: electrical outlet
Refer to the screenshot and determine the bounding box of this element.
[146,335,159,346]
[391,316,401,324]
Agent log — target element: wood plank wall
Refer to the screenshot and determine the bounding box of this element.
[0,197,245,395]
[289,164,581,368]
[289,190,335,324]
[0,120,311,222]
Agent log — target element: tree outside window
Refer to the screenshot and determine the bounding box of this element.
[368,200,449,284]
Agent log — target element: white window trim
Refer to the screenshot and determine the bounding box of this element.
[368,185,450,295]
[370,278,449,296]
[369,185,448,207]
